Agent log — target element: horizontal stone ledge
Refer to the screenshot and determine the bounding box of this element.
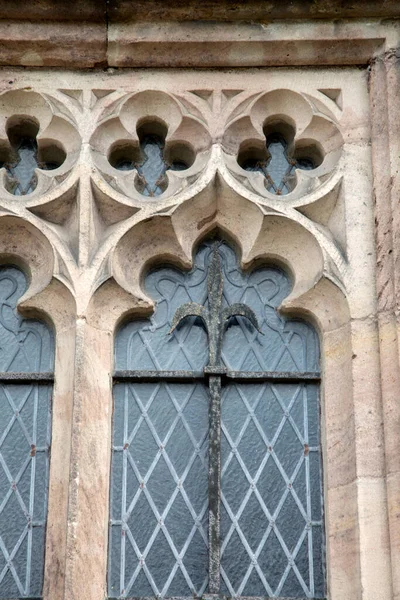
[0,0,104,22]
[108,21,390,66]
[0,20,107,68]
[1,0,400,22]
[108,36,385,68]
[115,0,400,21]
[0,19,392,68]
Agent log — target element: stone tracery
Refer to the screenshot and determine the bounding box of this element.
[0,77,377,600]
[0,86,347,316]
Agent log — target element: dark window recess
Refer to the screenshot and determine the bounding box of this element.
[111,133,190,198]
[0,126,65,196]
[109,240,325,599]
[240,134,315,196]
[0,266,54,599]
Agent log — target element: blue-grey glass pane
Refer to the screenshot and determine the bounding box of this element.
[0,267,53,598]
[137,135,167,197]
[0,267,54,372]
[0,383,52,598]
[115,250,211,371]
[112,135,189,198]
[116,242,318,373]
[221,382,324,598]
[109,382,209,598]
[6,138,38,196]
[243,136,314,196]
[218,243,319,372]
[267,138,294,195]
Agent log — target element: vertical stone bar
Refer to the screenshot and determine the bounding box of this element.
[370,53,400,600]
[371,53,400,600]
[208,374,221,594]
[43,319,76,600]
[63,318,113,600]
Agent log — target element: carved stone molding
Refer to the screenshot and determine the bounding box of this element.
[0,17,399,69]
[91,90,212,201]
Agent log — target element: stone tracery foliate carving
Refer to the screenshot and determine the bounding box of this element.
[0,87,346,316]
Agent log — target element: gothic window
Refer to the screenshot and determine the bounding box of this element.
[0,266,54,598]
[109,240,324,599]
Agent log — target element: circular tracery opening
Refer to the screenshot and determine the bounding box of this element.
[237,121,323,196]
[0,116,66,196]
[108,120,194,198]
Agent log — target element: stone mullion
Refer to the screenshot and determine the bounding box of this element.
[372,53,400,600]
[386,54,400,312]
[370,54,400,600]
[62,316,114,600]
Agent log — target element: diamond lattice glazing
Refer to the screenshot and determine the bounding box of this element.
[110,241,323,599]
[0,266,53,598]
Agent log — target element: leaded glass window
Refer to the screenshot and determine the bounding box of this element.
[110,240,324,599]
[0,266,54,598]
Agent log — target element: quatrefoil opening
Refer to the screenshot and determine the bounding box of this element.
[91,91,211,201]
[223,89,343,200]
[108,119,195,197]
[237,120,323,196]
[0,91,81,198]
[0,116,66,196]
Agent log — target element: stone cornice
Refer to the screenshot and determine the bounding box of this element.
[0,1,398,68]
[1,0,400,22]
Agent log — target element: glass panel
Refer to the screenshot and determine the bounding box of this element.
[5,137,38,196]
[112,134,188,198]
[219,242,319,372]
[0,267,53,373]
[115,249,211,372]
[116,241,319,374]
[0,266,53,598]
[109,383,209,598]
[221,383,324,598]
[0,136,61,197]
[137,135,168,197]
[242,135,314,196]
